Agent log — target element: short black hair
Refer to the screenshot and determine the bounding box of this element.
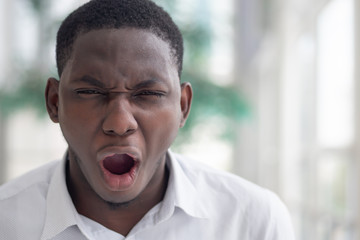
[56,0,183,78]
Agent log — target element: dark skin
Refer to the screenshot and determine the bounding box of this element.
[45,28,192,236]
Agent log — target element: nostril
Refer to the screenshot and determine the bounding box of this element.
[103,127,135,136]
[102,121,137,136]
[103,128,115,135]
[102,108,138,136]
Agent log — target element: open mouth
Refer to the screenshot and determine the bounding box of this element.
[103,154,135,175]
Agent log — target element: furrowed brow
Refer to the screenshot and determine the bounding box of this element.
[74,75,105,88]
[130,79,166,90]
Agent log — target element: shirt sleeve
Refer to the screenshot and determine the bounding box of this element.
[267,190,296,240]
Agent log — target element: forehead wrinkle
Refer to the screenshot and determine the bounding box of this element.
[73,75,105,88]
[126,78,167,90]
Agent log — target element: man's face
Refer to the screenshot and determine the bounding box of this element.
[46,28,192,204]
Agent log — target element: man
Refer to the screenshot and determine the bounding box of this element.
[0,0,295,239]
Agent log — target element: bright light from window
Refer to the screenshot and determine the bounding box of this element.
[316,0,354,148]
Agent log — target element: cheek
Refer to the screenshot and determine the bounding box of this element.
[58,98,101,149]
[142,107,181,152]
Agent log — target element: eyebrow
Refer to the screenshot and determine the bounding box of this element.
[73,75,106,88]
[129,78,167,90]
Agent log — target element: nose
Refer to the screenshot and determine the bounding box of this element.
[102,96,138,137]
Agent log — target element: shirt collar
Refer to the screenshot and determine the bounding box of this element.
[40,150,209,239]
[41,153,86,240]
[157,150,209,221]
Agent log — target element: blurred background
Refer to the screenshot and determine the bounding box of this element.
[0,0,359,239]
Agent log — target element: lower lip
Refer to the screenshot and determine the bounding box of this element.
[99,160,138,191]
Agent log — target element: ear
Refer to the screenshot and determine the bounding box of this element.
[179,82,193,128]
[45,77,60,123]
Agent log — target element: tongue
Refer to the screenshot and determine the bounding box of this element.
[103,154,135,175]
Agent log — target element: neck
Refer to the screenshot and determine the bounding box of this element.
[66,153,169,236]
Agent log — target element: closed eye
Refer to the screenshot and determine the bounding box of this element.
[76,89,105,95]
[75,89,108,99]
[135,90,165,98]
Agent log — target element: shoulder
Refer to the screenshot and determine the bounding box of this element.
[0,160,62,239]
[172,152,270,201]
[0,160,60,201]
[171,152,295,239]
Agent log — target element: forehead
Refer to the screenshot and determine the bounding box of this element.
[63,28,178,83]
[75,28,172,59]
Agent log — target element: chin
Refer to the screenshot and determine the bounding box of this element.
[96,186,141,206]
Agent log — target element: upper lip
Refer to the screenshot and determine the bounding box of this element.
[96,145,141,163]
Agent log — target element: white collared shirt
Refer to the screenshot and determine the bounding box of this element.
[0,151,295,240]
